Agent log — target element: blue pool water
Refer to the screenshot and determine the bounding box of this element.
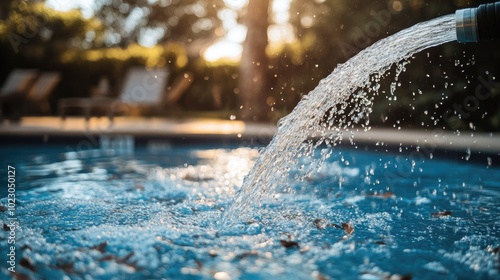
[0,144,499,279]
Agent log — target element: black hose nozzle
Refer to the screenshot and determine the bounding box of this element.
[456,1,500,42]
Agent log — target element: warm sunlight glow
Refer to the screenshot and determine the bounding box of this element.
[45,0,94,18]
[223,0,248,10]
[203,41,243,62]
[207,0,293,61]
[46,0,295,59]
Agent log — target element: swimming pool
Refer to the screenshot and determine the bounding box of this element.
[0,143,499,279]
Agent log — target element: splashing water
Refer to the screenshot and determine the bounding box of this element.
[222,15,457,225]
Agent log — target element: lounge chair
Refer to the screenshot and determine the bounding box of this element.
[164,72,194,107]
[58,67,179,122]
[24,72,61,115]
[0,69,39,119]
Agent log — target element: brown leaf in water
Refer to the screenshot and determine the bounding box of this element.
[195,260,203,270]
[431,211,452,217]
[235,250,258,260]
[280,240,300,249]
[366,192,395,199]
[316,273,328,280]
[91,242,107,253]
[21,245,32,251]
[314,219,326,230]
[12,272,30,280]
[56,262,75,274]
[487,246,499,254]
[119,252,135,264]
[19,258,36,272]
[342,223,354,235]
[100,252,138,270]
[329,223,342,229]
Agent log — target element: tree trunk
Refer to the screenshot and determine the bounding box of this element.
[239,0,270,122]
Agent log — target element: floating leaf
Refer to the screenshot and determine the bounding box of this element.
[431,211,452,217]
[314,219,326,229]
[235,250,258,260]
[100,252,138,270]
[329,223,342,229]
[56,262,75,274]
[280,240,300,249]
[13,272,31,280]
[91,242,107,253]
[366,192,395,199]
[19,258,36,272]
[342,223,354,235]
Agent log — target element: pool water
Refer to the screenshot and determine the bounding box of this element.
[0,144,499,279]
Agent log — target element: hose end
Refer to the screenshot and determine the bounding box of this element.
[456,8,478,43]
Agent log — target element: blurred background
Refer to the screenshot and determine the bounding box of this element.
[0,0,499,130]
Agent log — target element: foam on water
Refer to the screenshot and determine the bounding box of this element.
[1,144,499,279]
[222,15,457,225]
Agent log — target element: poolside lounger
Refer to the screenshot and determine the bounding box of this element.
[163,72,194,107]
[25,72,61,115]
[58,67,170,122]
[0,69,39,119]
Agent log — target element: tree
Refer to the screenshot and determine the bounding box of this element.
[0,1,102,65]
[239,0,271,121]
[93,0,224,47]
[286,0,500,131]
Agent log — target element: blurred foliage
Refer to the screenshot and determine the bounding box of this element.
[282,0,500,131]
[94,0,224,47]
[0,0,499,131]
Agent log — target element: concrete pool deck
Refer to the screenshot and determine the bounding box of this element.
[0,117,499,162]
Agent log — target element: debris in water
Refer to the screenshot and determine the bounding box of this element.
[235,250,258,260]
[342,223,355,235]
[280,240,300,249]
[90,242,107,253]
[431,211,452,217]
[3,223,9,231]
[56,262,75,274]
[19,258,36,272]
[361,271,412,280]
[366,192,396,199]
[0,205,6,212]
[487,246,499,254]
[100,252,138,270]
[12,272,30,280]
[314,219,327,229]
[330,223,342,229]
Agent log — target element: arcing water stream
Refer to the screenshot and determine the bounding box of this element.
[222,15,457,226]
